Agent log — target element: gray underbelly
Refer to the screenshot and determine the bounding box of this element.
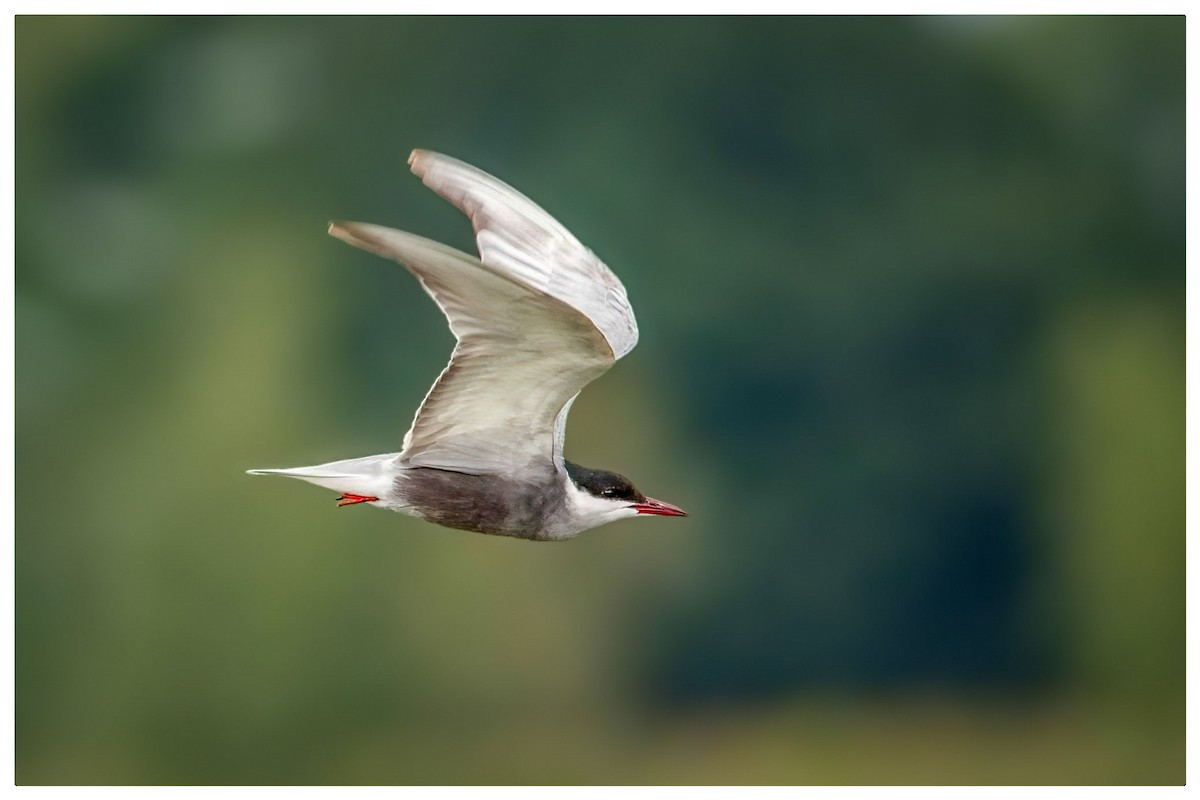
[394,467,566,540]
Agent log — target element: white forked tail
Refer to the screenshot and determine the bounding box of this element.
[246,453,399,499]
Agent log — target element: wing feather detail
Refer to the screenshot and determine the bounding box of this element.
[408,149,639,359]
[326,151,640,477]
[328,222,612,475]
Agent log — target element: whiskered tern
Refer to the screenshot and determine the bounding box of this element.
[249,150,686,540]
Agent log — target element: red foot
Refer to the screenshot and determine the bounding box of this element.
[336,493,379,507]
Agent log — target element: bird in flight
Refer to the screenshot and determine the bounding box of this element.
[248,150,686,540]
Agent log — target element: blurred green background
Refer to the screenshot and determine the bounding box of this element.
[16,15,1183,785]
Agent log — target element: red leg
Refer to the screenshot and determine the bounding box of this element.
[336,493,379,507]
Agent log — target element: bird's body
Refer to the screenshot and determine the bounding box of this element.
[248,150,685,540]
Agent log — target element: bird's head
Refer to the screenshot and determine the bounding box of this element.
[563,461,686,532]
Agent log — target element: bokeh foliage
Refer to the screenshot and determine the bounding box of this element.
[17,15,1182,784]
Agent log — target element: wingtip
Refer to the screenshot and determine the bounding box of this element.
[408,148,428,174]
[328,219,365,246]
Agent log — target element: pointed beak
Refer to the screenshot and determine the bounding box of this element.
[631,497,688,517]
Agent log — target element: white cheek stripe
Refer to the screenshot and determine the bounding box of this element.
[562,477,642,529]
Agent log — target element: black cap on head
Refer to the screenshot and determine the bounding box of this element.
[564,461,646,503]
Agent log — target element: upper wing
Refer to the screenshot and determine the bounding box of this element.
[329,151,640,475]
[328,223,614,475]
[408,149,639,359]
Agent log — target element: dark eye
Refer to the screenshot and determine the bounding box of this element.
[601,487,617,497]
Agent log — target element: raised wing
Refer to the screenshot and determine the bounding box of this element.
[327,222,611,476]
[329,152,641,475]
[408,149,639,359]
